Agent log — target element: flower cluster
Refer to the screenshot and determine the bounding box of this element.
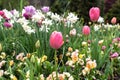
[0,5,120,80]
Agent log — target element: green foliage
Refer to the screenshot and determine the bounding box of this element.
[0,0,28,10]
[51,0,105,22]
[105,0,120,23]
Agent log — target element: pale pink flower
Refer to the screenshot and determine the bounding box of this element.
[111,52,119,58]
[69,28,76,36]
[71,52,78,62]
[111,17,117,24]
[16,53,24,60]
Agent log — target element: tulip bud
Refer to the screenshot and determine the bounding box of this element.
[82,26,90,36]
[49,31,64,49]
[35,40,40,48]
[82,41,87,46]
[89,7,100,22]
[111,17,117,24]
[30,55,35,63]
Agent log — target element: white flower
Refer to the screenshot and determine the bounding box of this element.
[40,74,45,80]
[66,60,75,67]
[12,9,19,18]
[97,16,104,23]
[17,17,29,25]
[26,70,30,78]
[94,25,100,31]
[32,10,45,22]
[51,13,61,21]
[46,11,52,16]
[3,9,13,19]
[63,72,70,77]
[22,24,35,34]
[39,25,50,32]
[67,13,78,24]
[42,18,52,26]
[68,76,74,80]
[0,16,3,22]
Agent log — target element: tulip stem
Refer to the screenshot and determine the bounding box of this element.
[54,49,58,69]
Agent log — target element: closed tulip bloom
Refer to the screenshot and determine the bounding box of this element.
[82,26,90,36]
[49,31,64,49]
[111,17,117,24]
[89,7,100,22]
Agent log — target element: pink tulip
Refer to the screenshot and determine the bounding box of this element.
[49,31,64,49]
[82,26,90,36]
[110,52,119,58]
[111,17,117,24]
[89,7,100,22]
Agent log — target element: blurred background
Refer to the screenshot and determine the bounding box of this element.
[0,0,120,23]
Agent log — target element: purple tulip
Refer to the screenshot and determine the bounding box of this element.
[23,6,36,19]
[41,6,50,13]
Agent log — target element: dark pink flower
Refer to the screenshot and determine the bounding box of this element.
[49,31,64,49]
[82,25,90,36]
[3,22,12,28]
[0,10,4,16]
[89,7,100,22]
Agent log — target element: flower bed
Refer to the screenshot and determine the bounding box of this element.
[0,6,120,80]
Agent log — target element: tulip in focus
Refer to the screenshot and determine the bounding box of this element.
[111,17,117,24]
[49,31,64,49]
[89,7,100,22]
[82,26,90,36]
